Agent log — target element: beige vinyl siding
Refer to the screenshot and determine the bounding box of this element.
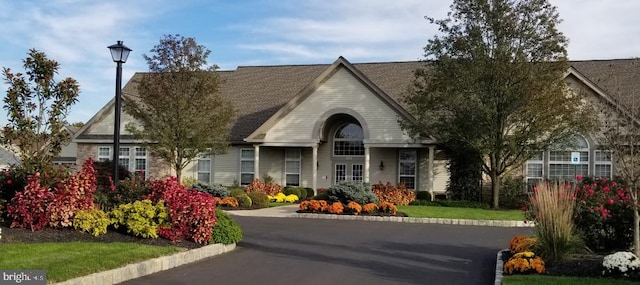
[263,67,411,143]
[417,150,449,194]
[370,148,397,184]
[316,142,333,189]
[259,147,284,185]
[84,107,141,135]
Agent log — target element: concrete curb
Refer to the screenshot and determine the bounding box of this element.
[494,249,510,285]
[269,213,535,227]
[51,243,236,285]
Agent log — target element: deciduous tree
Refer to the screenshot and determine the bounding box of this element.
[2,49,79,171]
[402,0,594,208]
[125,34,235,180]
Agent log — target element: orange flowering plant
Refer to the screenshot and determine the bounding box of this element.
[378,202,397,215]
[346,201,362,215]
[504,251,545,274]
[509,235,537,254]
[219,197,239,208]
[327,202,344,214]
[362,203,378,214]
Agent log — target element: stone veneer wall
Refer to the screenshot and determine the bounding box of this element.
[76,143,97,166]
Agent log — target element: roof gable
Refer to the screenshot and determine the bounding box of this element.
[245,56,416,142]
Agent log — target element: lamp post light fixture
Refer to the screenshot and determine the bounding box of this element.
[107,40,132,184]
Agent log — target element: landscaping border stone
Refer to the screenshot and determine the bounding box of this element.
[51,243,236,285]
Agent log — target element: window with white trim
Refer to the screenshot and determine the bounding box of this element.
[335,164,346,183]
[98,147,111,162]
[197,154,211,183]
[595,150,612,179]
[118,147,130,169]
[352,164,363,182]
[134,147,147,177]
[526,152,543,188]
[240,149,254,185]
[548,136,589,180]
[333,123,364,156]
[285,149,301,186]
[97,146,148,177]
[398,150,417,190]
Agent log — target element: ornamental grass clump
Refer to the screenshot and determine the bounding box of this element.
[528,182,586,262]
[504,251,545,274]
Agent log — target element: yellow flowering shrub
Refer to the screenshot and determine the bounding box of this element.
[284,194,299,203]
[504,251,545,274]
[346,201,362,215]
[270,193,287,203]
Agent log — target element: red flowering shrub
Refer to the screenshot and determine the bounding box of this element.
[7,172,54,231]
[147,177,217,244]
[371,182,416,206]
[47,159,97,228]
[572,176,634,252]
[245,179,282,196]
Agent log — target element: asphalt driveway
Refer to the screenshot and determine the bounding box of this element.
[122,216,531,285]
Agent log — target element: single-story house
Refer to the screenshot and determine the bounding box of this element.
[71,56,640,197]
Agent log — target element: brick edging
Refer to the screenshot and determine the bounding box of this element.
[51,243,236,285]
[291,213,534,227]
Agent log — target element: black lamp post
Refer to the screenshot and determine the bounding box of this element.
[107,40,132,184]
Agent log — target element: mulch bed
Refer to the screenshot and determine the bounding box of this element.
[502,251,640,281]
[0,224,204,250]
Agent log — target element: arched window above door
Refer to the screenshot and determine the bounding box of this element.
[333,123,364,156]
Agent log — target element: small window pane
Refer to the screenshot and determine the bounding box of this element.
[399,177,415,190]
[198,173,210,183]
[241,174,253,185]
[241,150,254,159]
[119,148,130,156]
[197,160,211,172]
[135,147,146,157]
[527,163,543,177]
[286,174,300,186]
[241,161,254,172]
[286,161,300,173]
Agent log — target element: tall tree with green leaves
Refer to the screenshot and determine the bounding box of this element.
[2,49,79,170]
[402,0,594,208]
[125,34,235,181]
[598,59,640,256]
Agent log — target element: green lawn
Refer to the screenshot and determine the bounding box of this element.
[397,205,525,221]
[502,275,638,285]
[0,242,181,282]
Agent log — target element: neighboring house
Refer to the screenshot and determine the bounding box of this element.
[53,125,80,168]
[0,146,20,170]
[71,56,640,197]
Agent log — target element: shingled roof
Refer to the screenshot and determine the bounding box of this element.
[120,57,640,144]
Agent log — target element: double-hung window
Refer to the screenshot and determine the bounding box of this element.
[98,147,111,162]
[398,150,417,190]
[97,146,147,178]
[285,149,301,186]
[240,149,255,185]
[594,150,612,179]
[526,152,544,188]
[197,154,212,183]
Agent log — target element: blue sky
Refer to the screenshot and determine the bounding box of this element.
[1,0,639,125]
